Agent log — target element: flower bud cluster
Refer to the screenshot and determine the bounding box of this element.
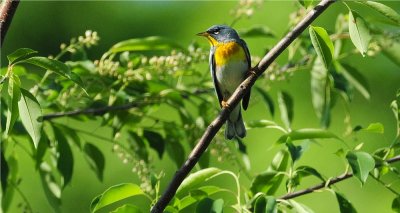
[231,0,263,20]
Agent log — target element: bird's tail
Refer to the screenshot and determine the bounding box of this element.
[225,105,246,140]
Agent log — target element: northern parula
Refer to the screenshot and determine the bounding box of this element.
[197,25,251,140]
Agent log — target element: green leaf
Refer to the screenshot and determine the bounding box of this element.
[178,186,226,210]
[177,168,221,195]
[109,36,183,53]
[309,26,334,69]
[84,143,105,181]
[348,10,371,56]
[35,130,49,170]
[277,128,339,144]
[250,171,278,194]
[20,56,71,78]
[18,88,42,147]
[247,120,279,128]
[111,204,143,213]
[278,91,293,130]
[128,132,149,162]
[288,200,314,213]
[255,87,275,116]
[90,183,144,213]
[39,162,61,212]
[298,0,314,8]
[7,48,37,64]
[295,166,325,184]
[54,127,74,188]
[360,1,400,26]
[346,151,375,185]
[265,150,288,195]
[195,198,224,213]
[143,130,165,159]
[286,141,309,163]
[311,57,331,128]
[378,36,400,67]
[254,195,277,213]
[1,154,18,212]
[392,196,400,212]
[336,63,370,100]
[335,192,357,213]
[0,150,9,193]
[362,122,384,134]
[5,74,21,136]
[238,26,275,38]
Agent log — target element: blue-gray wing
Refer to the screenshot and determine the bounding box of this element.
[239,39,251,110]
[210,48,223,108]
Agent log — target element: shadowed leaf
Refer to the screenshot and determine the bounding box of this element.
[84,143,105,181]
[335,192,357,213]
[360,1,400,26]
[348,10,371,56]
[309,26,334,69]
[7,48,37,64]
[18,88,42,147]
[346,151,375,185]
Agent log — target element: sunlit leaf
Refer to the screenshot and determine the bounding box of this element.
[247,120,279,128]
[54,127,74,188]
[238,26,275,38]
[348,10,371,56]
[335,192,357,213]
[7,48,37,64]
[309,26,334,69]
[90,183,144,213]
[346,151,375,185]
[195,198,224,213]
[277,128,339,144]
[336,62,370,100]
[20,56,71,78]
[84,143,105,181]
[177,168,221,195]
[109,36,183,53]
[362,122,384,134]
[18,88,42,147]
[143,130,165,159]
[111,204,143,213]
[311,57,331,128]
[359,1,400,26]
[278,91,293,130]
[255,87,275,116]
[5,74,21,136]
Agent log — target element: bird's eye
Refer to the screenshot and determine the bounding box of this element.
[214,31,220,35]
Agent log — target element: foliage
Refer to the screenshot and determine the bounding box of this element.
[1,1,400,212]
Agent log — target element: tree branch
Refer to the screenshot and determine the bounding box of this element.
[0,0,19,45]
[151,0,336,212]
[280,155,400,200]
[42,100,159,120]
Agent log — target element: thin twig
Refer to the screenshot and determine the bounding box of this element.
[0,0,19,45]
[150,0,336,212]
[42,100,159,120]
[279,155,400,200]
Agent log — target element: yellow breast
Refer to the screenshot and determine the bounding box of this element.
[214,41,246,66]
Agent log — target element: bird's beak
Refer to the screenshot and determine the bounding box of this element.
[196,31,209,37]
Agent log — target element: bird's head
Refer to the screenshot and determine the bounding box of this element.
[197,25,240,46]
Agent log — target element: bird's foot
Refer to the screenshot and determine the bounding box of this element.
[221,100,230,108]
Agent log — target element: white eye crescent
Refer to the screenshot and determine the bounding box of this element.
[214,31,220,35]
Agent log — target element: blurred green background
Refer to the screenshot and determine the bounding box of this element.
[2,1,400,212]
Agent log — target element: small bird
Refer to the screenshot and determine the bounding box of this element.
[197,25,251,140]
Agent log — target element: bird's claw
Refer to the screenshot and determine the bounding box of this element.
[221,100,230,108]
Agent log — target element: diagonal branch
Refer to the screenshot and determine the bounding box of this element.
[151,0,336,212]
[0,0,19,45]
[280,155,400,200]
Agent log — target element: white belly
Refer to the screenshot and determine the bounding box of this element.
[216,61,248,97]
